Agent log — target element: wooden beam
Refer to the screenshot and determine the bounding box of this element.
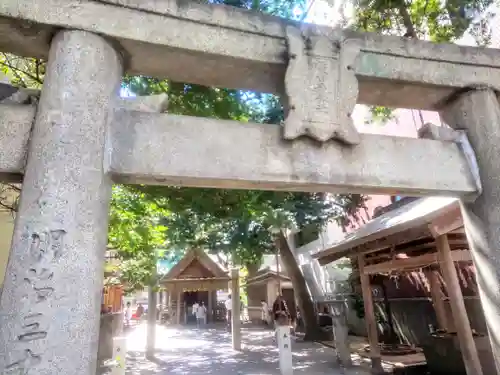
[363,250,471,274]
[437,235,483,375]
[428,205,463,238]
[176,290,182,325]
[208,290,213,323]
[316,226,433,266]
[163,277,231,283]
[424,269,449,331]
[358,255,384,374]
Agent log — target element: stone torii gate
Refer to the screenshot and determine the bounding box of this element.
[0,0,500,374]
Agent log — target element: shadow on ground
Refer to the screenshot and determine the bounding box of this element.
[117,324,363,375]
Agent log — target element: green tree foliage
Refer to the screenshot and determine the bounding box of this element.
[354,0,492,40]
[353,0,494,122]
[107,186,168,292]
[0,53,44,88]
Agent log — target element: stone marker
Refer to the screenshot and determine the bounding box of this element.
[331,302,352,368]
[276,323,293,375]
[111,337,127,375]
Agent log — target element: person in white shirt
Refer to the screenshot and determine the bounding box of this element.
[196,302,207,328]
[124,302,132,327]
[225,295,232,331]
[191,301,199,325]
[192,302,199,318]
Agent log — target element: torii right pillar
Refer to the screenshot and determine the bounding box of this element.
[440,87,500,374]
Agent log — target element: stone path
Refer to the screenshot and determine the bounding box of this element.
[118,323,372,375]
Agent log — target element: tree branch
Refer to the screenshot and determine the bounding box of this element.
[0,54,44,86]
[399,4,417,38]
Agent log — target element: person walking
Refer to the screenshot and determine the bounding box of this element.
[272,295,290,342]
[196,301,207,328]
[272,295,289,325]
[192,301,199,319]
[136,303,145,320]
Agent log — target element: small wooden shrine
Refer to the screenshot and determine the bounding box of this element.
[313,196,493,375]
[245,255,295,323]
[160,248,230,324]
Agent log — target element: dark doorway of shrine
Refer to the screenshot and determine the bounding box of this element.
[184,290,209,324]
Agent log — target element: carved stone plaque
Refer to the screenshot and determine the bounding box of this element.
[284,25,361,145]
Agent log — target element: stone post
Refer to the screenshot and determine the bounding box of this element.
[231,268,241,350]
[331,301,352,368]
[440,87,500,374]
[276,323,293,375]
[208,289,213,323]
[176,290,182,324]
[111,336,127,375]
[0,30,122,375]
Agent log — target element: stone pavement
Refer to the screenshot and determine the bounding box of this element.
[117,323,372,375]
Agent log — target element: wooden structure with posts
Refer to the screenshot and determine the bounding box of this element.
[160,248,230,324]
[313,196,493,375]
[245,255,295,323]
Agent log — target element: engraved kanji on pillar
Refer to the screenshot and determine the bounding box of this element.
[284,25,361,145]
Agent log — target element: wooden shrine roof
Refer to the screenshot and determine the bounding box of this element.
[245,270,291,287]
[160,248,229,283]
[312,197,469,271]
[245,254,290,286]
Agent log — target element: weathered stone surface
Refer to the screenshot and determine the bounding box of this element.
[440,88,500,375]
[0,104,34,179]
[283,25,360,144]
[0,30,122,375]
[110,111,477,197]
[2,0,500,109]
[418,122,482,200]
[0,105,480,196]
[418,122,460,142]
[0,83,168,112]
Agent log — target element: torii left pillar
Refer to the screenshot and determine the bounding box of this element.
[0,30,122,375]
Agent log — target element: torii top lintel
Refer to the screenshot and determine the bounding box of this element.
[1,0,500,113]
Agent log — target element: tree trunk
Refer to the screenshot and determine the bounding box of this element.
[146,284,157,358]
[276,231,327,341]
[246,262,259,277]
